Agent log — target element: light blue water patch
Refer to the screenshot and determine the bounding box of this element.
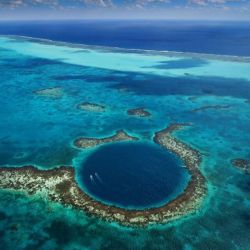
[1,36,250,80]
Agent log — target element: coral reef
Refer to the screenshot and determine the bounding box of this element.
[34,87,63,98]
[77,102,105,112]
[0,124,206,227]
[127,108,151,117]
[74,130,139,149]
[231,158,250,174]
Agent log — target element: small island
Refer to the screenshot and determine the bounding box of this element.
[77,102,105,112]
[74,130,139,149]
[0,124,206,227]
[127,108,151,117]
[231,158,250,174]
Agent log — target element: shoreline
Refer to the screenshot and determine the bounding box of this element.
[0,124,206,227]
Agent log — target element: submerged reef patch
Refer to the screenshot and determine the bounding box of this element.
[150,58,208,70]
[77,102,105,112]
[109,74,250,99]
[34,87,63,98]
[191,105,231,113]
[0,124,206,227]
[231,159,250,174]
[127,108,151,117]
[74,130,139,149]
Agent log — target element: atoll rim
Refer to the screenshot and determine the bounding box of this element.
[0,124,206,227]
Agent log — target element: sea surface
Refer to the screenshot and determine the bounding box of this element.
[0,21,250,250]
[80,142,189,209]
[0,20,250,56]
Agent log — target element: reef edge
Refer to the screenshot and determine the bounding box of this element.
[0,124,206,227]
[74,130,139,149]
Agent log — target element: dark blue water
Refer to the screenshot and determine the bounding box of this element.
[0,20,250,56]
[79,142,189,208]
[109,74,250,99]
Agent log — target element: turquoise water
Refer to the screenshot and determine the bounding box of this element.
[0,36,250,249]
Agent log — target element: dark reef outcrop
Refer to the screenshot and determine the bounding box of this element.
[127,108,151,117]
[74,130,139,149]
[231,158,250,174]
[77,102,105,112]
[34,87,63,98]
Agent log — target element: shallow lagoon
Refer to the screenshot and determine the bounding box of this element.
[0,36,250,249]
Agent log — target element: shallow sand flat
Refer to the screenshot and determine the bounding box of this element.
[1,36,250,80]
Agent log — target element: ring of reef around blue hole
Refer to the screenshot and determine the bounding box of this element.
[0,123,207,227]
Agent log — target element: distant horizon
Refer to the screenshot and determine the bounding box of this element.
[0,2,250,249]
[1,18,249,57]
[1,17,250,22]
[0,0,250,21]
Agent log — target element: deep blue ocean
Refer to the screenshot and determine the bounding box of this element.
[80,142,188,209]
[0,20,250,56]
